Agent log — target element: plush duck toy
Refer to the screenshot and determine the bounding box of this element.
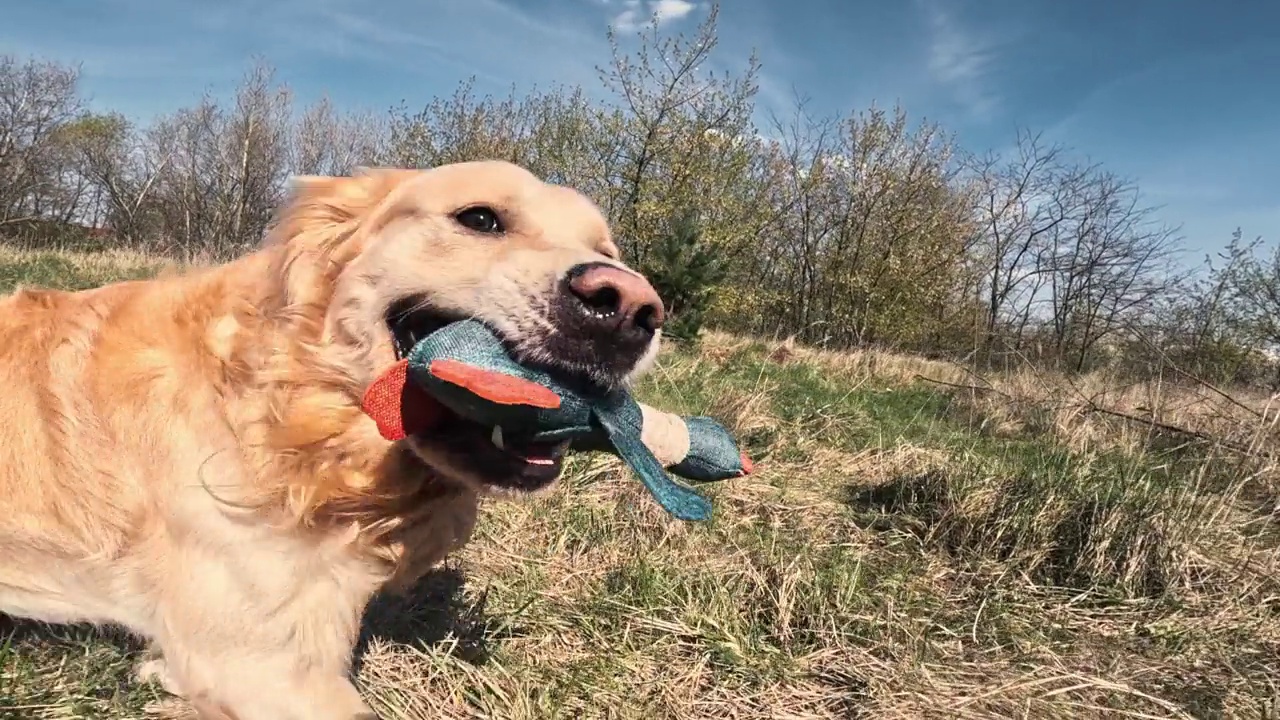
[360,320,751,521]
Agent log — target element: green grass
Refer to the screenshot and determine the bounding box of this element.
[0,622,167,718]
[0,248,164,295]
[2,247,1278,719]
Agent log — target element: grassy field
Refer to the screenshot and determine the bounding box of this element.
[1,246,1278,719]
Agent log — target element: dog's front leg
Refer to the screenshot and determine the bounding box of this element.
[218,684,374,720]
[148,600,382,720]
[183,679,377,720]
[133,526,390,720]
[143,619,380,720]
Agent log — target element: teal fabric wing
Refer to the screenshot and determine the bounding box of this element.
[591,394,713,522]
[670,416,748,482]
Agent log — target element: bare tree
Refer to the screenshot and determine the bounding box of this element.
[141,62,292,258]
[1043,170,1182,371]
[64,112,172,246]
[292,97,387,177]
[965,130,1097,358]
[735,99,840,338]
[387,78,598,179]
[0,55,84,231]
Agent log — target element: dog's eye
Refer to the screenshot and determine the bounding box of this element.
[454,206,503,234]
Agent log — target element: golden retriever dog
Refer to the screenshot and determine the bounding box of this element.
[0,160,667,719]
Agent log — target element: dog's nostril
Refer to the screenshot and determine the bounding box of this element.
[634,304,660,333]
[579,286,621,315]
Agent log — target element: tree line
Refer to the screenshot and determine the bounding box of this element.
[2,5,1276,386]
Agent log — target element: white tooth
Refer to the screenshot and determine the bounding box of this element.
[490,426,505,450]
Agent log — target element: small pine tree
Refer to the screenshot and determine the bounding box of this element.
[643,209,727,343]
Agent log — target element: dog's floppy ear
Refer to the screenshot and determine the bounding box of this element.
[269,170,418,247]
[263,170,414,318]
[278,174,379,226]
[286,174,339,199]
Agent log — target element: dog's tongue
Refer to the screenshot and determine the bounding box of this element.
[361,359,448,441]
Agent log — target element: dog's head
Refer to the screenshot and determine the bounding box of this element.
[264,160,665,496]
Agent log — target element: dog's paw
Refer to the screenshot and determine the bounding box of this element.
[136,656,186,698]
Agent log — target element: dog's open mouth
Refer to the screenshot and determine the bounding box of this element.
[386,297,457,361]
[384,298,571,491]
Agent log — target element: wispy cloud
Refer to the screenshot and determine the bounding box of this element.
[653,0,697,24]
[303,0,607,83]
[613,0,698,32]
[2,0,628,120]
[920,1,999,120]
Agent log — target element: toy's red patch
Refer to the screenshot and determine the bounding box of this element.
[361,360,448,441]
[429,359,562,409]
[739,452,754,476]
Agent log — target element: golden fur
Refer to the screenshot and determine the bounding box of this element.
[0,161,660,719]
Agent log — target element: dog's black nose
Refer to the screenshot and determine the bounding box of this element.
[565,262,665,335]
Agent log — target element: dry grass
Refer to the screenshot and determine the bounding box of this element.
[0,244,176,294]
[2,247,1280,719]
[966,367,1279,457]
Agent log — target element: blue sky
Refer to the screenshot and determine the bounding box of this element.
[5,0,1278,261]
